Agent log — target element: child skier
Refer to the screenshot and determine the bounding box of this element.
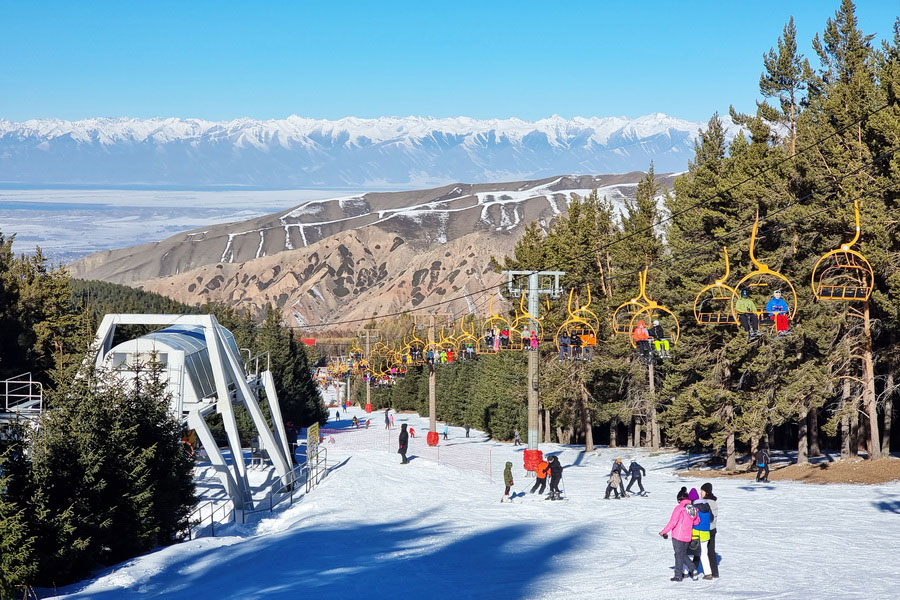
[605,471,622,499]
[531,460,549,494]
[501,461,514,502]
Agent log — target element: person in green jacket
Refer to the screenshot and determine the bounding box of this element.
[735,288,761,339]
[501,461,514,503]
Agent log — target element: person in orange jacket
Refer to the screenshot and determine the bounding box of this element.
[633,320,651,359]
[531,460,549,494]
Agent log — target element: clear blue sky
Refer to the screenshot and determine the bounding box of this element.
[1,0,896,123]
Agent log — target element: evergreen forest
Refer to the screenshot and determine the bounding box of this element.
[353,2,899,469]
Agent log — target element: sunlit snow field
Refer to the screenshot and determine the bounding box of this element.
[45,406,900,600]
[0,188,362,262]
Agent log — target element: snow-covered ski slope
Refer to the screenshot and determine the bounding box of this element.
[48,406,900,600]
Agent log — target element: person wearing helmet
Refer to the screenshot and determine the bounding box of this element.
[765,290,790,335]
[633,319,651,358]
[735,288,761,338]
[649,319,670,358]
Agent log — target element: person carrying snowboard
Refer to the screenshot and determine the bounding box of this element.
[398,423,409,464]
[605,470,622,499]
[547,456,563,500]
[531,459,549,494]
[501,461,514,502]
[659,487,700,582]
[625,459,647,495]
[756,447,770,482]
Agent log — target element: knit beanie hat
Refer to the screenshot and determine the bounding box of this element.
[700,482,713,495]
[688,488,700,501]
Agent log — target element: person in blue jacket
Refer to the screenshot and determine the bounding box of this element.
[765,289,790,335]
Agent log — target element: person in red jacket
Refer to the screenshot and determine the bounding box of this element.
[530,460,549,494]
[633,320,651,359]
[659,487,701,581]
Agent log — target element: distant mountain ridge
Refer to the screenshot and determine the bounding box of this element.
[0,113,737,187]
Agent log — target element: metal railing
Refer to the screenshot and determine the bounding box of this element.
[184,499,235,540]
[1,373,43,415]
[305,447,328,493]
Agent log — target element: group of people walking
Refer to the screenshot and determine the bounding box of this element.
[659,483,720,581]
[605,458,647,498]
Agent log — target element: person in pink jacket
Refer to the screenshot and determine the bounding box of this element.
[659,487,700,581]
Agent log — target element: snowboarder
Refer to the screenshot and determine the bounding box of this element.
[398,423,409,464]
[530,460,549,494]
[610,458,629,497]
[442,424,449,440]
[501,461,514,502]
[625,460,647,495]
[547,456,563,500]
[513,428,521,446]
[659,487,700,582]
[605,471,622,499]
[693,482,719,579]
[755,447,770,482]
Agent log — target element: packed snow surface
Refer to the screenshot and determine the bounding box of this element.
[47,406,900,600]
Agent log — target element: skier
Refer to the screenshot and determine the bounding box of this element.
[688,488,713,579]
[755,447,770,482]
[384,409,390,430]
[735,288,761,339]
[547,456,563,500]
[625,459,647,495]
[398,423,409,464]
[693,482,719,579]
[604,470,621,499]
[513,428,521,446]
[610,458,629,497]
[409,427,416,438]
[501,461,514,502]
[390,414,395,428]
[365,419,370,429]
[465,424,470,438]
[659,487,700,582]
[530,459,549,494]
[765,289,790,335]
[442,424,449,440]
[335,410,340,421]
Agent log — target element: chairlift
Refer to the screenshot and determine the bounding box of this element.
[694,246,739,325]
[811,199,874,301]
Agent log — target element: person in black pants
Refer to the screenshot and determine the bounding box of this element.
[694,482,719,578]
[755,447,770,482]
[610,458,629,497]
[625,460,647,495]
[398,423,409,464]
[547,456,563,499]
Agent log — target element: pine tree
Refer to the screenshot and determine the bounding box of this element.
[0,427,38,599]
[759,16,812,155]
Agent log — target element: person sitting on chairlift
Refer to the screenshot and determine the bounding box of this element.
[580,331,595,361]
[765,290,790,336]
[735,288,761,339]
[558,333,571,360]
[649,319,670,358]
[633,320,651,359]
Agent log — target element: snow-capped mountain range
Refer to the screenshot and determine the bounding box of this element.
[0,113,736,187]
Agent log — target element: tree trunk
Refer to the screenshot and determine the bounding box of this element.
[582,392,594,452]
[538,405,543,444]
[725,402,736,471]
[627,417,635,448]
[849,387,860,459]
[809,408,821,457]
[767,426,776,452]
[648,361,659,450]
[750,436,759,470]
[544,409,552,443]
[882,372,893,456]
[797,409,809,464]
[609,418,618,448]
[862,301,882,459]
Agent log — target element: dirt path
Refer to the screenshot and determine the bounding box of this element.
[678,457,900,485]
